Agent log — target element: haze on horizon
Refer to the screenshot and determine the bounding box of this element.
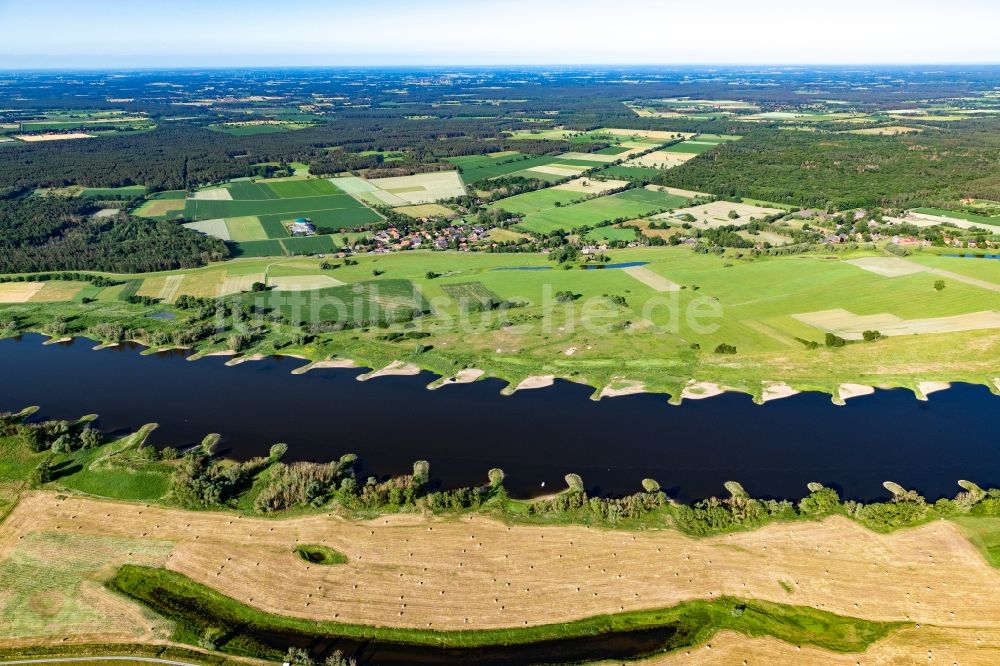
[2,0,999,69]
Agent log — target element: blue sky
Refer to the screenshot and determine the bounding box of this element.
[2,0,999,68]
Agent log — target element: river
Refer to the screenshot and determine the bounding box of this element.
[2,333,998,502]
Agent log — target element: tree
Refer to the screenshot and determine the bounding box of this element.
[80,426,103,449]
[412,460,430,487]
[934,279,946,291]
[30,459,53,485]
[488,467,505,488]
[825,333,846,347]
[565,473,584,493]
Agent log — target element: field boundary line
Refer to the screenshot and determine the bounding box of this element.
[0,655,199,666]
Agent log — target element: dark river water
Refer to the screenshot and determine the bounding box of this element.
[2,333,999,502]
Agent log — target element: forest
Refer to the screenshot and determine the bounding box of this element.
[659,122,1000,209]
[0,196,228,273]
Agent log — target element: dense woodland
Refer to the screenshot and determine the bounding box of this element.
[660,122,1000,209]
[0,196,228,273]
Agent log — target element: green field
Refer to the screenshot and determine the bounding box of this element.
[446,153,562,183]
[258,216,290,239]
[600,165,662,180]
[585,226,639,242]
[227,181,279,200]
[281,235,337,255]
[439,281,502,308]
[79,185,147,199]
[264,178,340,198]
[4,246,998,400]
[149,190,187,200]
[514,188,692,234]
[231,239,285,258]
[490,188,589,216]
[662,141,718,154]
[595,145,632,155]
[912,208,1000,227]
[183,193,381,230]
[244,278,428,325]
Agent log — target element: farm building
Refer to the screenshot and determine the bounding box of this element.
[289,218,315,236]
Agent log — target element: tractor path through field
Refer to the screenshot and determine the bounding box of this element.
[156,276,184,303]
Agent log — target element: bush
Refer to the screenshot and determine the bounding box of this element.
[714,343,737,354]
[862,330,882,342]
[798,487,842,517]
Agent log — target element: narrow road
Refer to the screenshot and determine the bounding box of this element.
[0,658,202,666]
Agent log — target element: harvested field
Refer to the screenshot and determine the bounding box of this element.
[625,151,697,169]
[365,189,409,206]
[846,257,928,278]
[848,125,922,135]
[268,275,345,291]
[793,308,1000,340]
[0,282,44,304]
[647,185,712,198]
[846,256,1000,292]
[556,151,618,163]
[641,626,1000,665]
[190,187,232,201]
[329,176,377,195]
[366,171,465,204]
[488,227,531,242]
[182,218,230,240]
[658,201,784,229]
[393,203,456,219]
[0,527,174,643]
[623,266,680,292]
[14,132,94,142]
[220,274,265,296]
[134,199,185,218]
[5,492,1000,642]
[553,177,628,194]
[224,216,267,241]
[157,275,184,303]
[27,282,85,302]
[523,164,586,177]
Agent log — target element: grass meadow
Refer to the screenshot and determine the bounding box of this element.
[514,189,691,234]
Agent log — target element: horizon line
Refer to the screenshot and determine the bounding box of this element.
[4,61,1000,72]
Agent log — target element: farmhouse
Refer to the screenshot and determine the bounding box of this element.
[289,218,315,236]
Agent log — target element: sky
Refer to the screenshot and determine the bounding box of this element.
[2,0,1000,69]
